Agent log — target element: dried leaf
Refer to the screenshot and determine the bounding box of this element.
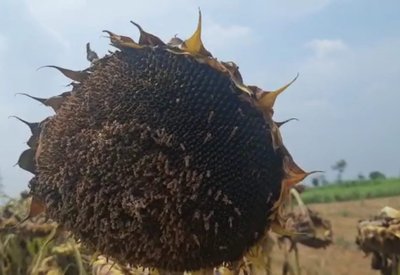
[271,222,304,238]
[16,92,71,112]
[181,10,212,57]
[167,35,184,47]
[44,92,71,112]
[28,196,46,217]
[257,74,299,115]
[17,148,36,174]
[379,206,400,219]
[16,92,47,105]
[9,115,39,134]
[27,134,39,149]
[130,21,165,46]
[283,154,320,188]
[221,61,243,83]
[275,118,299,128]
[103,30,142,50]
[86,42,99,63]
[270,121,284,150]
[38,65,88,82]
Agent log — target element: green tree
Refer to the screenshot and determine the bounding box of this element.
[332,159,347,183]
[311,177,319,187]
[0,171,3,194]
[369,171,386,180]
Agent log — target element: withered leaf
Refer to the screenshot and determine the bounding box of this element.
[103,30,142,50]
[17,148,36,174]
[130,21,165,46]
[181,10,212,57]
[39,65,88,82]
[86,42,99,63]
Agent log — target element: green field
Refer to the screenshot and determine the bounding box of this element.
[301,178,400,204]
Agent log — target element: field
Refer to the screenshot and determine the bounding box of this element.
[301,178,400,204]
[270,195,400,275]
[1,182,399,274]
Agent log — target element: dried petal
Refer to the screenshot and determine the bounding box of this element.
[181,10,212,57]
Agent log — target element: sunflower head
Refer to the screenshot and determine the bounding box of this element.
[16,11,309,272]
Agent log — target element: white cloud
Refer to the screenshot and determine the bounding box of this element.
[25,0,333,48]
[204,23,253,56]
[0,34,7,52]
[0,34,6,55]
[279,38,400,180]
[266,0,332,18]
[306,39,348,58]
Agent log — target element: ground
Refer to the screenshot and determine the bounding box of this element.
[270,196,400,275]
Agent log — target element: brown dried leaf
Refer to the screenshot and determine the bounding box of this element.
[130,21,165,46]
[275,118,299,128]
[39,65,88,82]
[16,92,71,112]
[103,30,142,50]
[17,148,36,174]
[167,35,184,47]
[86,42,99,63]
[9,115,39,134]
[28,196,46,217]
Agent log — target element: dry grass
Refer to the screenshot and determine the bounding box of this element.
[2,194,399,274]
[270,196,400,275]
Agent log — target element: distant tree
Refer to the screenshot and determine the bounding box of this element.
[319,174,329,185]
[369,171,386,180]
[332,159,347,183]
[358,173,366,181]
[0,171,3,194]
[311,177,319,187]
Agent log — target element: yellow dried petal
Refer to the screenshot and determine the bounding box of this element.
[257,73,299,115]
[182,10,212,57]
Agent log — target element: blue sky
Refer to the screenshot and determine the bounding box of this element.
[0,0,399,196]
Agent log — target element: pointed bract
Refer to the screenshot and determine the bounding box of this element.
[221,61,243,83]
[103,30,142,50]
[16,92,47,105]
[270,122,284,150]
[17,148,36,174]
[130,21,165,46]
[182,10,212,57]
[45,92,71,112]
[16,92,71,112]
[27,134,39,149]
[39,65,88,82]
[275,118,299,128]
[282,154,321,188]
[257,73,299,115]
[9,115,39,134]
[86,42,99,63]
